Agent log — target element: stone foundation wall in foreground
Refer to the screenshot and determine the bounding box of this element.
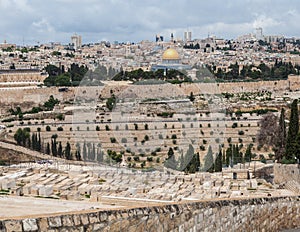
[1,196,300,232]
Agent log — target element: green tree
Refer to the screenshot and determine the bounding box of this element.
[46,142,51,155]
[225,145,232,167]
[189,92,195,102]
[274,108,286,161]
[285,99,299,161]
[44,95,59,111]
[75,143,81,161]
[58,142,63,157]
[244,144,253,162]
[214,149,223,172]
[82,142,87,160]
[51,134,58,157]
[106,94,116,111]
[14,128,30,147]
[164,147,177,169]
[64,142,72,160]
[257,113,278,151]
[203,146,214,172]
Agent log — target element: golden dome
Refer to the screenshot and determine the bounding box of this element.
[162,48,180,60]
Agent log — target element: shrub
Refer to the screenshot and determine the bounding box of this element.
[57,126,63,131]
[200,145,205,151]
[238,130,245,135]
[46,125,51,131]
[110,137,117,143]
[121,138,127,143]
[96,125,100,131]
[147,157,153,162]
[144,135,149,141]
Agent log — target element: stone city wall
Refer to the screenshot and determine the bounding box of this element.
[1,75,300,106]
[274,163,300,185]
[1,196,300,232]
[274,163,300,194]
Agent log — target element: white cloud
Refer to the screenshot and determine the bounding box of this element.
[252,15,282,29]
[0,0,299,44]
[31,18,54,33]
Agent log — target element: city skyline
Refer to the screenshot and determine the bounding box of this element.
[0,0,300,45]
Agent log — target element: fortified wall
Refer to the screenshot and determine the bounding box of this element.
[1,75,300,107]
[181,75,300,95]
[274,163,300,194]
[0,196,299,232]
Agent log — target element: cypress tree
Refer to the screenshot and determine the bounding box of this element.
[215,149,223,172]
[91,143,96,161]
[244,144,252,162]
[195,152,200,172]
[37,132,41,152]
[225,145,232,167]
[31,133,35,150]
[203,145,214,173]
[285,99,299,161]
[75,143,81,161]
[165,147,177,169]
[181,144,194,172]
[58,142,63,157]
[87,142,92,161]
[274,108,286,161]
[83,142,87,161]
[51,135,57,157]
[46,142,51,155]
[64,142,72,160]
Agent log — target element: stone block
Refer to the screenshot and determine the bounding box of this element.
[61,215,74,227]
[4,220,22,232]
[37,218,48,231]
[73,214,81,226]
[88,212,99,224]
[80,214,90,225]
[22,218,38,232]
[39,185,53,197]
[99,212,108,222]
[48,216,62,228]
[93,223,106,231]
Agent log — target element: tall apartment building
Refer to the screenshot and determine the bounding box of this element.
[184,31,192,42]
[71,34,82,50]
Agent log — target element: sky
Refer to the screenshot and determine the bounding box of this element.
[0,0,300,45]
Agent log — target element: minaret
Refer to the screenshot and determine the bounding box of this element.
[171,33,174,42]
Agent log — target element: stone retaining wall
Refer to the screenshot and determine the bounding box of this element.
[1,75,300,106]
[274,163,300,185]
[1,196,300,231]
